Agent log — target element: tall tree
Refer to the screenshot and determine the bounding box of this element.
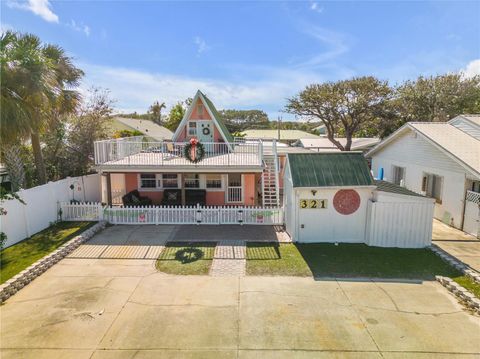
[0,31,83,185]
[164,101,186,131]
[395,73,480,122]
[219,109,270,132]
[285,77,392,150]
[148,100,166,125]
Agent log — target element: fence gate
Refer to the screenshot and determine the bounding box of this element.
[464,191,480,238]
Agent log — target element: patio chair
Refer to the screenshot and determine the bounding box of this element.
[161,189,182,205]
[122,190,153,207]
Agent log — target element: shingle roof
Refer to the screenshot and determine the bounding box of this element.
[242,129,320,141]
[297,138,380,151]
[408,122,479,176]
[287,152,375,188]
[112,117,173,141]
[375,180,425,198]
[200,91,234,143]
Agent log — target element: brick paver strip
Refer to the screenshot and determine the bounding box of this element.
[144,246,165,259]
[210,259,246,277]
[100,245,150,259]
[210,240,247,276]
[68,245,109,259]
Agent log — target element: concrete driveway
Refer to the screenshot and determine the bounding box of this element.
[1,257,479,358]
[68,225,289,259]
[433,220,480,272]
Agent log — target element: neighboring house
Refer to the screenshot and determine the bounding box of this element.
[283,152,435,247]
[110,117,173,141]
[366,115,480,237]
[312,123,327,136]
[0,164,11,191]
[295,138,380,152]
[95,90,280,207]
[242,129,320,145]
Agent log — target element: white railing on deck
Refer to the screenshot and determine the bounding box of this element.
[94,137,262,167]
[60,202,283,225]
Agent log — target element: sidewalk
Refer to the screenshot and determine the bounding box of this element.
[432,219,480,272]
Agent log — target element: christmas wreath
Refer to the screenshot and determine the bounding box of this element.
[184,138,205,163]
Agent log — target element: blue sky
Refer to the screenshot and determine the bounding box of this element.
[2,0,479,119]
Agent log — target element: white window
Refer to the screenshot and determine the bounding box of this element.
[162,174,179,188]
[188,122,197,136]
[184,174,200,188]
[206,174,222,189]
[392,165,406,186]
[139,173,156,189]
[422,173,443,203]
[228,173,242,187]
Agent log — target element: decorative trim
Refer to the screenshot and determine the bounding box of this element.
[436,276,480,314]
[0,221,107,304]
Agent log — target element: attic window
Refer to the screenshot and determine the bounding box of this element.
[198,103,204,117]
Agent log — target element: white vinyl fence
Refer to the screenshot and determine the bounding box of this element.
[365,200,435,248]
[1,174,101,248]
[59,202,284,225]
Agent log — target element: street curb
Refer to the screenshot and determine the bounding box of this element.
[436,275,480,315]
[429,244,480,284]
[0,221,107,304]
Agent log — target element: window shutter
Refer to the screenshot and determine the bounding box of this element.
[421,176,427,192]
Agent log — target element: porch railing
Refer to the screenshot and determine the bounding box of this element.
[227,187,243,203]
[94,137,263,167]
[59,202,284,225]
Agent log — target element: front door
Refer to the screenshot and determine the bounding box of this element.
[197,120,214,143]
[227,173,243,203]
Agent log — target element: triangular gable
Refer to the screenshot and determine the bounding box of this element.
[172,90,234,145]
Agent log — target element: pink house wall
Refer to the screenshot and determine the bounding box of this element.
[175,98,223,142]
[122,172,258,206]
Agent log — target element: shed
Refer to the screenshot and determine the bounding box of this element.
[284,152,435,247]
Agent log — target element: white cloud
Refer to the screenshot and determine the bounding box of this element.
[1,23,14,33]
[8,0,59,23]
[67,20,90,36]
[194,36,210,55]
[80,63,331,118]
[294,25,349,68]
[461,59,480,78]
[310,2,323,13]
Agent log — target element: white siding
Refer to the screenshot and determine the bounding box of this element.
[366,200,434,248]
[371,130,468,229]
[294,187,374,243]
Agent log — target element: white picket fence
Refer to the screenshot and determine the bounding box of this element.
[59,202,284,225]
[60,202,105,221]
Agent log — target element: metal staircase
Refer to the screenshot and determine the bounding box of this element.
[261,141,280,207]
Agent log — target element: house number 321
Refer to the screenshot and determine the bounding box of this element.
[299,199,327,209]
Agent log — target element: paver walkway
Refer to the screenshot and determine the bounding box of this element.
[210,240,246,276]
[432,219,480,272]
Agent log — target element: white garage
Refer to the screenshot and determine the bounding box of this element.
[283,153,435,248]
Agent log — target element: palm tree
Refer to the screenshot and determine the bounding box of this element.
[1,31,83,186]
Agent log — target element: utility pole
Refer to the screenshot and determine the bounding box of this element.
[277,116,282,141]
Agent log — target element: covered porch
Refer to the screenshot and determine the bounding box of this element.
[102,172,262,207]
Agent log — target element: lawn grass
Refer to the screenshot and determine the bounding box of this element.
[452,276,480,298]
[247,243,312,276]
[156,242,216,275]
[0,221,94,284]
[246,242,462,279]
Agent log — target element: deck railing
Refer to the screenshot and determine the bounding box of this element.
[94,137,263,167]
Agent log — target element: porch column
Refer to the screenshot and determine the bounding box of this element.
[181,173,186,206]
[106,172,112,206]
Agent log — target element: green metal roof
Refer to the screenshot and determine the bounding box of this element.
[287,152,375,187]
[200,91,234,143]
[375,180,425,197]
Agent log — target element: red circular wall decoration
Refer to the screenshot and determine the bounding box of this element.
[333,190,361,215]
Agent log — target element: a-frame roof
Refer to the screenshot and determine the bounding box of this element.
[172,90,234,143]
